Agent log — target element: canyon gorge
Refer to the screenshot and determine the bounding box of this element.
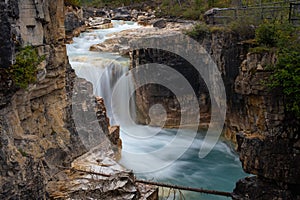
[0,0,299,199]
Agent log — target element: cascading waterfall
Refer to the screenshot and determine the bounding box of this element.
[67,21,248,200]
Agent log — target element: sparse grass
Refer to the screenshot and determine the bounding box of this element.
[209,25,230,33]
[18,148,28,157]
[65,0,82,7]
[185,23,210,40]
[249,46,273,54]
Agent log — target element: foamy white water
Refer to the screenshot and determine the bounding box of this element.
[67,20,248,200]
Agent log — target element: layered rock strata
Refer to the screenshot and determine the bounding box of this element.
[231,52,300,199]
[94,20,300,199]
[0,1,157,199]
[0,1,86,198]
[130,28,300,199]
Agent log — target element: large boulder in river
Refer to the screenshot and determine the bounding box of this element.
[83,8,107,19]
[112,14,132,21]
[65,12,84,34]
[88,17,113,29]
[152,19,166,29]
[112,8,132,21]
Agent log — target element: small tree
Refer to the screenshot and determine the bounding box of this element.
[7,46,45,89]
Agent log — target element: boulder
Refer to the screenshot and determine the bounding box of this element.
[111,7,132,21]
[152,19,166,29]
[112,14,132,21]
[87,17,112,29]
[65,12,84,34]
[83,8,106,19]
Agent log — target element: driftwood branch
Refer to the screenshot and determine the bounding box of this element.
[136,179,232,197]
[70,168,232,197]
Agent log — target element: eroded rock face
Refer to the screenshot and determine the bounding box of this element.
[130,47,211,129]
[0,2,157,198]
[231,52,300,199]
[126,29,243,130]
[64,6,84,35]
[233,176,298,200]
[0,0,125,199]
[0,1,86,199]
[47,145,158,200]
[50,75,156,199]
[126,26,300,198]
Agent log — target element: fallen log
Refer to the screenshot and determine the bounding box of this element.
[70,168,232,197]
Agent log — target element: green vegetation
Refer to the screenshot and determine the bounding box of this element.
[18,148,28,157]
[80,0,144,7]
[65,0,82,7]
[185,20,254,40]
[7,46,45,89]
[185,23,210,39]
[156,0,234,20]
[80,0,233,19]
[253,21,300,119]
[227,18,256,38]
[248,46,273,54]
[270,47,300,118]
[187,20,300,119]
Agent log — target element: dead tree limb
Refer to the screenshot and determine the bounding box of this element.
[70,168,232,197]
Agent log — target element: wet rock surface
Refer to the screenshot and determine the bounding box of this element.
[112,24,300,198]
[47,145,158,200]
[89,21,194,55]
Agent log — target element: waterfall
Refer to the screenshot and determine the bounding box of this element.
[67,21,248,200]
[72,58,135,125]
[67,21,139,125]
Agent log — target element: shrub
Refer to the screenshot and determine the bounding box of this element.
[255,22,278,46]
[65,0,81,7]
[7,46,45,89]
[258,22,300,118]
[255,21,296,47]
[185,23,210,40]
[228,19,256,39]
[268,47,300,119]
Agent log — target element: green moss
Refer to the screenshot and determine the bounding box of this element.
[209,25,230,33]
[249,46,272,54]
[18,148,28,157]
[7,46,45,89]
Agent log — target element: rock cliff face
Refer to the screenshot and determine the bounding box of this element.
[130,30,244,130]
[130,28,300,198]
[231,52,300,199]
[0,1,87,199]
[130,48,211,129]
[0,2,158,199]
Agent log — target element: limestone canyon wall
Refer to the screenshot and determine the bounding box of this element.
[0,1,158,199]
[232,52,300,199]
[0,1,89,198]
[131,30,300,199]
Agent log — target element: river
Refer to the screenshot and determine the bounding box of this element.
[66,20,248,200]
